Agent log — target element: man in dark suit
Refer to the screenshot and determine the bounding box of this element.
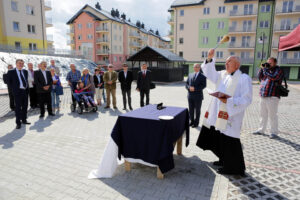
[34,61,54,118]
[186,63,207,128]
[7,59,30,129]
[3,64,15,111]
[136,63,152,107]
[118,63,133,110]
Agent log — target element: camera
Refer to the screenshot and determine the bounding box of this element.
[262,62,271,68]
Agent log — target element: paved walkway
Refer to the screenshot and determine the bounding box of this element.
[0,81,299,200]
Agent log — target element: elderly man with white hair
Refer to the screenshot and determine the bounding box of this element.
[196,49,252,176]
[186,63,207,128]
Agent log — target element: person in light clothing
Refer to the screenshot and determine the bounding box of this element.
[27,63,38,109]
[196,49,252,176]
[93,68,104,105]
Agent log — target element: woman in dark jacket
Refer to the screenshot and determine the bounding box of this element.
[93,68,104,105]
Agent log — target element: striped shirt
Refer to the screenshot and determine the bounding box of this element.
[258,66,284,97]
[66,70,81,83]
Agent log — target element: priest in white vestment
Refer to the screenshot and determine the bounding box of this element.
[196,49,252,176]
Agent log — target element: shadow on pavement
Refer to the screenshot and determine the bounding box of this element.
[98,155,215,200]
[29,117,52,132]
[67,110,100,121]
[0,127,26,149]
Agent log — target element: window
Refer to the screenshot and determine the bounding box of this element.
[78,24,82,29]
[241,51,250,59]
[201,51,208,58]
[27,25,36,33]
[29,43,37,51]
[87,23,93,28]
[11,1,18,11]
[202,22,209,29]
[15,42,21,50]
[280,18,292,30]
[87,34,93,39]
[266,5,271,12]
[114,45,117,51]
[179,38,184,44]
[180,24,184,30]
[26,5,34,15]
[257,51,266,59]
[78,35,82,40]
[233,5,238,11]
[244,4,254,15]
[180,10,184,16]
[13,22,20,32]
[202,37,208,44]
[217,36,222,43]
[114,35,117,40]
[294,52,300,59]
[218,21,224,29]
[114,56,117,62]
[230,52,235,56]
[259,20,269,28]
[216,51,223,58]
[261,5,271,12]
[78,46,81,50]
[283,1,294,13]
[179,51,183,57]
[119,57,122,62]
[119,46,122,52]
[243,20,252,31]
[219,6,225,14]
[242,36,251,47]
[204,7,210,15]
[231,36,236,43]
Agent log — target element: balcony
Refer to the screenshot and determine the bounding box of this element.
[129,32,140,38]
[274,25,296,33]
[229,10,257,17]
[129,42,141,47]
[67,28,74,35]
[67,40,74,45]
[275,5,300,15]
[44,0,52,11]
[47,35,53,43]
[228,27,256,34]
[46,17,53,27]
[240,58,254,64]
[96,26,109,32]
[96,38,109,43]
[168,17,174,24]
[228,43,255,49]
[96,50,109,55]
[168,31,174,37]
[272,41,279,49]
[279,58,300,64]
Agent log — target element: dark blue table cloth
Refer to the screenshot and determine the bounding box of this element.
[111,104,189,173]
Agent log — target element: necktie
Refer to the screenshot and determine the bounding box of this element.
[19,70,27,88]
[143,71,146,78]
[193,73,197,81]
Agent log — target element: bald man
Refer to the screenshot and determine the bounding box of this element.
[196,49,252,176]
[186,63,206,128]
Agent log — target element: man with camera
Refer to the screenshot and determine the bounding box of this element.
[253,57,284,138]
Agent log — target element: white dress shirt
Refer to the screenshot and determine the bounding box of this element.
[41,70,47,84]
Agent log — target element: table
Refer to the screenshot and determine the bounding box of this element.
[88,105,189,179]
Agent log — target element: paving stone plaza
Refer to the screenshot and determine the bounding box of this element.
[0,81,300,200]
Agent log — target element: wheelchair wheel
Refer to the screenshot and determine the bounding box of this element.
[77,106,83,114]
[70,104,75,112]
[92,106,98,112]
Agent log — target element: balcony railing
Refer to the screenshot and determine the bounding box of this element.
[279,58,300,64]
[168,31,174,36]
[67,40,74,45]
[229,10,257,17]
[96,26,109,32]
[168,17,174,23]
[44,0,52,10]
[228,43,255,48]
[129,32,140,37]
[274,25,295,32]
[67,28,74,34]
[276,6,300,14]
[96,50,109,55]
[47,35,53,42]
[46,17,52,26]
[130,42,141,47]
[96,38,109,43]
[240,58,254,64]
[228,27,255,33]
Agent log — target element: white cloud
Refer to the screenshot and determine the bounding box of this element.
[49,0,174,49]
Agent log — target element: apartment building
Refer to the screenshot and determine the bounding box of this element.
[66,4,170,68]
[0,0,53,53]
[168,0,300,80]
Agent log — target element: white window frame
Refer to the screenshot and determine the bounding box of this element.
[202,37,208,44]
[78,24,82,29]
[11,1,18,12]
[218,21,224,29]
[204,7,210,15]
[203,22,209,30]
[180,24,184,30]
[26,5,34,15]
[13,21,20,32]
[180,9,184,16]
[219,6,225,14]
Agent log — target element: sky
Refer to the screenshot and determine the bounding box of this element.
[47,0,175,50]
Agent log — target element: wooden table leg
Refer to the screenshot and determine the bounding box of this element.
[176,136,183,155]
[125,160,131,171]
[157,167,164,179]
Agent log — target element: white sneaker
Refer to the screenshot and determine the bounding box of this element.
[270,133,278,139]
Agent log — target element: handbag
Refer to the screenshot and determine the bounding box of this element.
[150,82,156,89]
[276,77,289,97]
[56,84,64,95]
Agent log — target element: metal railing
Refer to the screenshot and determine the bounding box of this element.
[240,58,254,64]
[129,42,141,47]
[96,38,109,43]
[129,32,140,37]
[168,31,174,36]
[0,44,84,59]
[274,25,295,31]
[67,28,74,34]
[44,0,52,9]
[228,43,255,48]
[96,50,109,54]
[46,17,52,25]
[279,58,300,64]
[168,17,174,23]
[229,10,257,16]
[96,26,109,32]
[228,27,255,33]
[276,6,300,14]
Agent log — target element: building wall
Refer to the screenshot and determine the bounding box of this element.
[0,0,49,50]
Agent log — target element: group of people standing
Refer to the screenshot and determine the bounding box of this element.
[3,59,62,129]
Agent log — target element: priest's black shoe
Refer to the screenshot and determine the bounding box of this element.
[49,113,55,116]
[129,107,133,111]
[213,161,223,166]
[22,121,31,125]
[123,107,126,110]
[39,114,44,118]
[217,168,246,176]
[16,124,21,129]
[189,122,194,127]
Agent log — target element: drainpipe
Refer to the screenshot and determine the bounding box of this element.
[40,0,45,51]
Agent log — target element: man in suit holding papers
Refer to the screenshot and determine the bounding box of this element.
[196,49,252,176]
